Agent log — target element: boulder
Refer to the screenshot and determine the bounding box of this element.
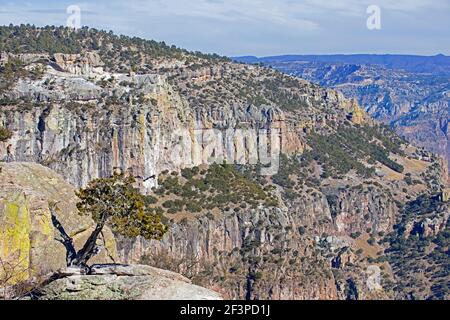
[0,162,117,284]
[35,264,222,300]
[53,52,104,75]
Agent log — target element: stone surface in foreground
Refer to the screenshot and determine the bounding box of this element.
[37,264,223,300]
[0,162,116,284]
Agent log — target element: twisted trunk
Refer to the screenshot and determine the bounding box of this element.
[50,203,107,268]
[72,212,107,267]
[49,203,77,266]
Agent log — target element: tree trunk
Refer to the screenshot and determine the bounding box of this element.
[49,203,77,266]
[72,212,107,267]
[50,203,107,269]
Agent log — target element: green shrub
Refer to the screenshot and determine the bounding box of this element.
[0,127,12,142]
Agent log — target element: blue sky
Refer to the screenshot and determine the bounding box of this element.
[0,0,449,56]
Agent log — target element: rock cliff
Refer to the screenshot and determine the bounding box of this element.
[117,180,402,300]
[0,67,303,192]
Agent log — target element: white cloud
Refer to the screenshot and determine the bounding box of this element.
[120,0,320,30]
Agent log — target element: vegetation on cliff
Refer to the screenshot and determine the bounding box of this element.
[384,194,450,300]
[0,25,227,67]
[0,25,409,182]
[51,173,167,269]
[306,124,405,178]
[152,164,278,217]
[0,126,12,142]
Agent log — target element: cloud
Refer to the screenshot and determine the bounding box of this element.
[121,0,320,30]
[23,8,97,15]
[0,0,448,56]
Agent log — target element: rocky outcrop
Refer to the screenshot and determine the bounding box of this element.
[0,162,117,284]
[117,183,400,300]
[0,52,48,65]
[348,100,367,125]
[52,52,104,76]
[323,185,397,235]
[394,105,449,173]
[0,71,302,191]
[35,264,222,300]
[405,207,450,238]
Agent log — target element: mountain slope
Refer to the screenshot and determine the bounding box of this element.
[236,55,450,172]
[0,26,449,300]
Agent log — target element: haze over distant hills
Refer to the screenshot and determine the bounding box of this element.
[234,54,450,172]
[234,54,450,75]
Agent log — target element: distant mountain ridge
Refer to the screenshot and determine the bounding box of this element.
[234,54,450,75]
[234,54,450,171]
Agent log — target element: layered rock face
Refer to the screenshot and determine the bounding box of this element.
[119,210,337,299]
[35,264,222,300]
[0,61,302,191]
[118,184,400,300]
[0,162,116,284]
[52,52,105,76]
[1,73,181,190]
[394,102,449,172]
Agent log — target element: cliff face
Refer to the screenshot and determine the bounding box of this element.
[1,73,185,190]
[118,206,338,300]
[0,27,448,300]
[0,60,303,191]
[393,101,449,172]
[117,181,401,300]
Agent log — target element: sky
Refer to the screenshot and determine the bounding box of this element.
[0,0,449,56]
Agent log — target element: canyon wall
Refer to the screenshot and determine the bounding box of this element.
[1,71,303,191]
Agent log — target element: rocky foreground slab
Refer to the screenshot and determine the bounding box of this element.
[34,264,222,300]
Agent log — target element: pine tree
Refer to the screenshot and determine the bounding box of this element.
[50,173,168,270]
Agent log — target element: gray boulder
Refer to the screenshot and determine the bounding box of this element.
[36,264,222,300]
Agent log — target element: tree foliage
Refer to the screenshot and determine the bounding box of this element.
[156,164,278,215]
[76,173,168,241]
[306,124,404,178]
[0,127,12,142]
[0,25,228,71]
[383,194,450,299]
[51,173,168,269]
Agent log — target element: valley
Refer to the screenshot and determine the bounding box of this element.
[0,26,449,300]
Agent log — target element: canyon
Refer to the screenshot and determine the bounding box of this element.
[0,26,449,300]
[234,55,450,173]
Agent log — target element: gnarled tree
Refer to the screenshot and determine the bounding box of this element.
[0,126,13,165]
[50,173,168,271]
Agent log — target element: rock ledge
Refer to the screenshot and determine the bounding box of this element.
[36,264,222,300]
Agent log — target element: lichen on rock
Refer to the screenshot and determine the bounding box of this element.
[0,162,117,285]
